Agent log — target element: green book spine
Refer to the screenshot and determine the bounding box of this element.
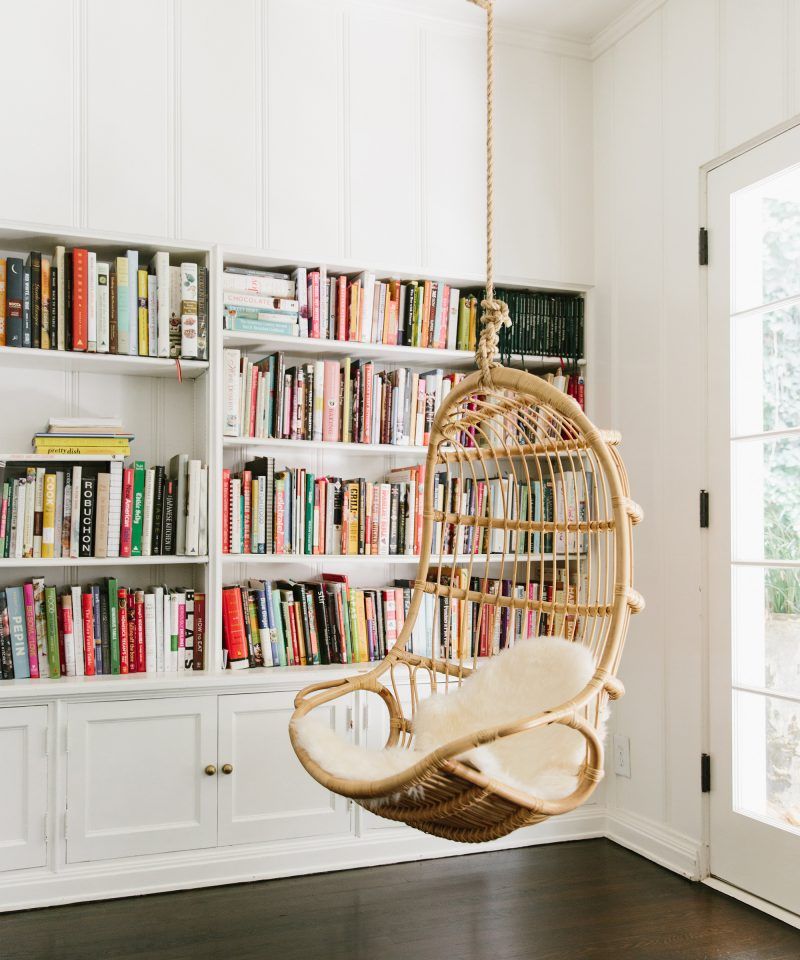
[345,590,357,664]
[130,461,146,556]
[270,587,287,667]
[44,586,60,678]
[107,577,120,674]
[304,473,314,555]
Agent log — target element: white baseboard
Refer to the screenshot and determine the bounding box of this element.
[703,878,800,930]
[0,805,607,913]
[605,808,705,880]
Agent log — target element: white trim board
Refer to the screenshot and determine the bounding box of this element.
[605,809,706,880]
[703,878,800,931]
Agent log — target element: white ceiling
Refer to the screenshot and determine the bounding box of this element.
[495,0,644,41]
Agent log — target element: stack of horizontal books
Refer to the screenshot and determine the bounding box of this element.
[33,418,133,457]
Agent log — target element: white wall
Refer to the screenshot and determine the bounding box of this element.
[0,0,593,288]
[594,0,800,869]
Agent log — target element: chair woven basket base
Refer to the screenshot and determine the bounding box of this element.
[289,366,643,842]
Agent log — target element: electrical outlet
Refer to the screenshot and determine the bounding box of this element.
[613,733,631,778]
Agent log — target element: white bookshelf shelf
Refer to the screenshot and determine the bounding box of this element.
[222,552,566,566]
[0,345,209,379]
[0,453,126,463]
[223,436,429,456]
[222,330,582,373]
[0,555,209,569]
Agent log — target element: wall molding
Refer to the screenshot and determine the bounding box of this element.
[591,0,668,59]
[605,807,705,880]
[703,878,800,931]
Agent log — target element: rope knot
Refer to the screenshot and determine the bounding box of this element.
[476,297,510,384]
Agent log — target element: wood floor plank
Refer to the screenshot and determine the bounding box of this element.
[1,840,798,960]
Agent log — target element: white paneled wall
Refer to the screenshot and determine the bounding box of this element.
[594,0,800,858]
[0,0,593,287]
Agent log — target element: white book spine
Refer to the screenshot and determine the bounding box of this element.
[141,468,155,557]
[184,459,201,556]
[230,478,241,554]
[154,586,164,673]
[23,477,36,558]
[180,262,199,358]
[55,245,66,350]
[169,593,179,672]
[257,476,267,553]
[127,249,139,355]
[144,592,157,672]
[147,274,158,357]
[223,349,241,436]
[148,253,169,358]
[87,251,97,352]
[198,466,208,557]
[69,467,82,558]
[32,468,44,557]
[71,586,84,677]
[53,471,64,559]
[361,272,375,343]
[96,262,110,353]
[293,268,308,337]
[223,272,295,298]
[447,287,459,351]
[312,359,324,441]
[106,460,122,558]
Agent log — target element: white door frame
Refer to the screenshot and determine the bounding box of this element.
[699,112,800,929]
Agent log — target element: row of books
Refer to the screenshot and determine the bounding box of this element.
[495,289,584,361]
[222,460,424,556]
[0,579,204,680]
[0,250,208,359]
[222,456,590,558]
[33,417,133,458]
[0,455,207,559]
[223,349,464,446]
[221,572,584,668]
[221,575,406,667]
[223,265,480,351]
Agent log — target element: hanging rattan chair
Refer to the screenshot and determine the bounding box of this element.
[288,0,643,843]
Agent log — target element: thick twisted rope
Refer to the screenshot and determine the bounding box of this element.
[468,0,510,385]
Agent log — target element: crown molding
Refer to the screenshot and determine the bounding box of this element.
[591,0,668,59]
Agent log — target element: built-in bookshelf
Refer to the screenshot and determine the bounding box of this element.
[0,226,588,691]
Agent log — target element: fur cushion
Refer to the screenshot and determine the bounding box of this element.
[292,636,605,801]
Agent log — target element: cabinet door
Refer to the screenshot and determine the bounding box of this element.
[66,697,217,863]
[0,706,48,871]
[218,691,352,847]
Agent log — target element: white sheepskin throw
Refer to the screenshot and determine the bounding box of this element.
[292,636,605,801]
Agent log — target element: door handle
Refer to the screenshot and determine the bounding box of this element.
[204,764,217,776]
[221,763,233,775]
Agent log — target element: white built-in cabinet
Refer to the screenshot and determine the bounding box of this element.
[0,706,49,872]
[217,692,352,846]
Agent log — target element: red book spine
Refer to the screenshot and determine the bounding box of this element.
[57,598,67,676]
[310,271,320,338]
[120,468,134,557]
[81,592,96,676]
[72,248,88,351]
[22,582,39,678]
[221,587,248,666]
[287,603,300,666]
[127,589,136,671]
[117,588,129,674]
[438,286,450,349]
[248,370,258,437]
[222,469,231,553]
[362,363,373,444]
[242,470,252,554]
[193,593,205,671]
[336,275,347,341]
[134,591,145,672]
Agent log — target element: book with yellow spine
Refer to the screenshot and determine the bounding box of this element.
[137,268,149,357]
[41,472,57,558]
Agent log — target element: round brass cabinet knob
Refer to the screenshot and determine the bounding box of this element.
[222,764,233,775]
[204,764,217,776]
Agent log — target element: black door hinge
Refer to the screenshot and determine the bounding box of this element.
[701,753,711,793]
[700,490,709,528]
[699,227,709,265]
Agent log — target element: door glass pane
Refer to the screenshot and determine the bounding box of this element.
[733,689,800,833]
[732,162,800,313]
[733,565,800,698]
[731,305,800,435]
[731,434,800,561]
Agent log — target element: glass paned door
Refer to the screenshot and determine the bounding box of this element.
[708,124,800,916]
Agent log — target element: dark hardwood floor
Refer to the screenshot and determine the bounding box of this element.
[1,840,798,960]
